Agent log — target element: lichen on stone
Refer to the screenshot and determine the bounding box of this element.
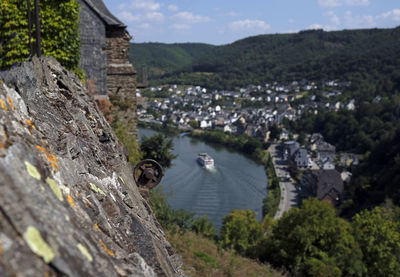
[67,194,76,208]
[23,226,55,263]
[25,161,41,180]
[7,96,14,111]
[36,145,58,171]
[77,243,93,262]
[46,177,64,202]
[90,183,106,196]
[99,239,114,257]
[0,98,7,111]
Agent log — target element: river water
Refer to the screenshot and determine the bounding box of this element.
[138,128,268,229]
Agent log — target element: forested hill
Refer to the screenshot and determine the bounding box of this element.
[129,42,215,80]
[129,27,400,91]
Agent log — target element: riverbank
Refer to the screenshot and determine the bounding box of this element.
[139,120,283,220]
[260,151,281,218]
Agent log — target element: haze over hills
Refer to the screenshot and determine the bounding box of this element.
[130,26,400,94]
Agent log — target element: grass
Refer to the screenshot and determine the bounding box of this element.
[167,231,284,277]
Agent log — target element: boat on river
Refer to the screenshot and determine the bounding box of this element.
[197,153,214,167]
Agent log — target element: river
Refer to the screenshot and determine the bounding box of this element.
[138,128,268,229]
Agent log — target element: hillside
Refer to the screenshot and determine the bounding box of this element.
[130,27,400,93]
[129,42,215,80]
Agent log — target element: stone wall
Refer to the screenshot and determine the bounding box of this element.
[79,0,107,95]
[0,58,182,277]
[106,30,137,138]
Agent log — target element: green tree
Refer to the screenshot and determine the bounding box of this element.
[149,186,194,231]
[220,210,264,255]
[191,216,216,240]
[261,199,364,276]
[352,207,400,277]
[189,119,199,129]
[140,133,177,169]
[0,0,82,77]
[269,124,282,141]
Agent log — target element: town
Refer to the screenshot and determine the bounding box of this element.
[137,80,360,211]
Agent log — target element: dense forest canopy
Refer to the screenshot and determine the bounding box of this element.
[130,27,400,92]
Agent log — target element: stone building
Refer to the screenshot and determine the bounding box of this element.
[78,0,137,136]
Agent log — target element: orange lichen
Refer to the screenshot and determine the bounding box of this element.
[0,240,3,254]
[67,194,75,208]
[26,119,37,130]
[0,141,5,151]
[99,240,114,257]
[94,223,100,231]
[0,99,7,111]
[36,145,58,171]
[7,96,14,111]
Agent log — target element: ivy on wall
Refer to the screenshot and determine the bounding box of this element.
[0,0,83,78]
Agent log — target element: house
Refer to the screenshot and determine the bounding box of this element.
[320,158,335,170]
[293,148,312,168]
[200,120,212,129]
[284,141,300,157]
[346,99,356,110]
[301,170,344,205]
[78,0,137,135]
[316,141,336,161]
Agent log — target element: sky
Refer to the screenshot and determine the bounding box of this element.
[103,0,400,45]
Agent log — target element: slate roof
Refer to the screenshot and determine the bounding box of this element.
[311,170,344,203]
[81,0,126,28]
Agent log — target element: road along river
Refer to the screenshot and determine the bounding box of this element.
[139,128,268,230]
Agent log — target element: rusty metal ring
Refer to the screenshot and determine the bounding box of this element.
[133,159,163,189]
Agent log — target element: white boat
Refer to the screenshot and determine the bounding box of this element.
[197,153,214,167]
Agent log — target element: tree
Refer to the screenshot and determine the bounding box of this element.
[149,186,194,231]
[0,0,82,77]
[191,216,216,240]
[140,134,177,169]
[261,199,364,276]
[352,207,400,277]
[269,124,282,141]
[220,210,264,255]
[189,120,199,129]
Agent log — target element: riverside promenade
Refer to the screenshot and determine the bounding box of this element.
[268,143,298,219]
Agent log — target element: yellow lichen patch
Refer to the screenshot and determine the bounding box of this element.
[77,243,93,262]
[0,99,7,111]
[36,145,58,171]
[46,177,64,202]
[6,96,14,111]
[23,226,55,263]
[67,194,76,208]
[0,141,5,151]
[25,161,41,180]
[90,183,106,196]
[99,239,114,257]
[94,223,100,231]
